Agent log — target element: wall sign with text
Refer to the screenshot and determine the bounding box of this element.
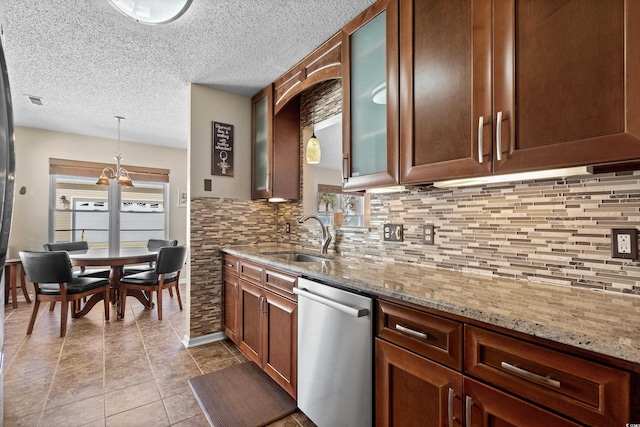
[212,121,234,176]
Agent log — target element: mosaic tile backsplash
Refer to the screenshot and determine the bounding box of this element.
[189,77,640,338]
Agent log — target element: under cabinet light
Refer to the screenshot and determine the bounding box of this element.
[433,166,591,188]
[365,186,408,194]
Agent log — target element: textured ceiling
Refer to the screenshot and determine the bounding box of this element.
[0,0,375,149]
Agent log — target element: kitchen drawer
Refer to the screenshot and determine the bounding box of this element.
[239,260,263,285]
[377,300,462,370]
[264,268,297,301]
[464,326,631,427]
[222,254,239,275]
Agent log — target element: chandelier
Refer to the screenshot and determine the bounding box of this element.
[96,116,134,187]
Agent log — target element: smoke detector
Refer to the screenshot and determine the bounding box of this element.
[25,95,43,106]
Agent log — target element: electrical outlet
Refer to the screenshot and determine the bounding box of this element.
[423,224,434,245]
[383,224,403,242]
[611,228,638,259]
[285,222,291,234]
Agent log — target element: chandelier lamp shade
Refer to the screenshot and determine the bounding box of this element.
[96,116,134,187]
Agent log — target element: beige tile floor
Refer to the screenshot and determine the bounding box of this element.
[3,284,314,427]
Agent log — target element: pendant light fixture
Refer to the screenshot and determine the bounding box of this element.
[96,116,134,187]
[306,109,321,164]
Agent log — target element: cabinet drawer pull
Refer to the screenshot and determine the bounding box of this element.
[477,115,484,164]
[395,324,427,340]
[465,396,473,427]
[225,263,234,268]
[496,111,503,161]
[500,361,561,388]
[447,388,455,427]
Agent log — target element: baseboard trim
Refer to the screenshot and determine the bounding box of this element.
[182,331,227,348]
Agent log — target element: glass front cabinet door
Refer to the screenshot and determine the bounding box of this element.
[342,0,399,191]
[252,85,273,200]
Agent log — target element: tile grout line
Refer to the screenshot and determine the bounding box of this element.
[102,303,107,422]
[133,299,173,425]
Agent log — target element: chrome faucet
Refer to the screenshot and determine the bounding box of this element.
[298,215,332,254]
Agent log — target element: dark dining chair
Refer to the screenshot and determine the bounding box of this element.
[43,241,111,279]
[123,239,178,276]
[19,250,110,337]
[119,245,187,320]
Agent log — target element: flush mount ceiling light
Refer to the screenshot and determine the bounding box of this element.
[96,116,134,187]
[25,94,43,105]
[306,109,321,164]
[107,0,193,25]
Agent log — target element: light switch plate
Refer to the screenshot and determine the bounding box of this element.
[383,224,403,242]
[611,228,638,259]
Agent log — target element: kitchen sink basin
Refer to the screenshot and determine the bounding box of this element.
[268,252,328,263]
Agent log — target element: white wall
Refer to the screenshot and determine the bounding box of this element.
[9,127,188,257]
[188,84,252,200]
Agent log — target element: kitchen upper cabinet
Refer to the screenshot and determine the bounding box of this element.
[400,0,640,184]
[342,0,399,191]
[251,85,300,201]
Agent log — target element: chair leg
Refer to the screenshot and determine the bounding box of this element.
[49,301,56,311]
[60,299,69,337]
[20,266,31,303]
[26,299,41,335]
[3,266,8,305]
[174,284,183,311]
[156,286,163,320]
[120,287,127,319]
[103,287,110,321]
[168,287,173,297]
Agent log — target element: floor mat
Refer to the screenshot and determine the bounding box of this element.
[188,362,297,427]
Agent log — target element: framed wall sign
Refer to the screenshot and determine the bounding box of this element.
[212,121,234,176]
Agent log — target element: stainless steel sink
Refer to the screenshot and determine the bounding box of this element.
[268,252,328,262]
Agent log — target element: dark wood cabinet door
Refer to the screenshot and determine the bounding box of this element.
[376,338,463,427]
[464,377,582,427]
[493,0,640,174]
[222,271,240,345]
[400,0,492,184]
[342,0,400,191]
[262,290,297,399]
[238,279,263,366]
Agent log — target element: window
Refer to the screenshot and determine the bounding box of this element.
[316,184,366,227]
[49,159,169,248]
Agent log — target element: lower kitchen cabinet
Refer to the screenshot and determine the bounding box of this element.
[376,338,462,427]
[222,255,240,345]
[225,256,298,399]
[375,298,634,426]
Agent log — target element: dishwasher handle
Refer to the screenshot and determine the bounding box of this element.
[294,287,369,318]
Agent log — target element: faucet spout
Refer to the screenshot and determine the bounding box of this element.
[297,215,332,254]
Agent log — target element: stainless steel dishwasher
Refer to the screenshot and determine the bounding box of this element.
[294,277,373,427]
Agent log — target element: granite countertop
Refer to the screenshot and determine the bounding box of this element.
[222,245,640,365]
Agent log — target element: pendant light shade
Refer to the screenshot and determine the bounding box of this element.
[306,109,321,164]
[306,133,321,164]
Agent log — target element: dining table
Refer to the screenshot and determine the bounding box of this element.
[68,247,158,318]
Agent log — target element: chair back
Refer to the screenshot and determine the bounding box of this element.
[43,241,89,252]
[155,246,187,275]
[147,239,178,251]
[19,251,74,284]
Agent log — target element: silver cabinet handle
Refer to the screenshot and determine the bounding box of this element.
[225,262,234,268]
[293,287,369,317]
[342,154,349,183]
[448,388,455,427]
[496,111,503,161]
[501,361,561,388]
[395,324,427,340]
[477,116,484,164]
[465,396,473,427]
